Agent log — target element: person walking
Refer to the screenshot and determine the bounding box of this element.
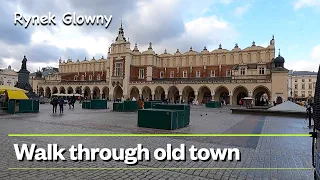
[58,97,64,114]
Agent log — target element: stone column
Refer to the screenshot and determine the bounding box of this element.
[194,90,198,102]
[211,91,215,101]
[165,90,168,99]
[229,91,233,105]
[152,93,155,100]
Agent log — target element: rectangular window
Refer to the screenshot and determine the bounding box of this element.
[97,74,101,81]
[309,83,312,89]
[301,91,305,97]
[240,68,245,75]
[139,69,144,79]
[89,75,92,81]
[308,91,312,97]
[309,79,312,82]
[210,70,215,77]
[183,71,187,78]
[295,84,298,89]
[170,71,174,78]
[115,62,123,76]
[302,79,305,82]
[226,70,231,77]
[302,84,305,89]
[259,67,265,75]
[294,91,298,97]
[160,71,164,78]
[295,79,297,82]
[196,71,200,77]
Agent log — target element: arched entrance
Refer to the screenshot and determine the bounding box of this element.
[252,86,271,106]
[52,86,58,95]
[182,86,195,103]
[233,86,248,105]
[92,86,100,99]
[142,86,152,100]
[59,86,66,94]
[113,85,123,100]
[168,86,179,103]
[67,87,73,94]
[45,87,51,98]
[154,86,165,100]
[214,86,229,104]
[38,87,44,97]
[102,86,109,99]
[75,87,82,94]
[130,86,139,99]
[83,86,91,99]
[198,86,211,104]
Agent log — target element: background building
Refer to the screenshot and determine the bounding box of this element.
[0,65,18,87]
[34,24,289,105]
[288,71,317,102]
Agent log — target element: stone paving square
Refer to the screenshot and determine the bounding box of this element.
[0,103,314,179]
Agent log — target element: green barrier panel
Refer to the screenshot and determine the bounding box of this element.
[113,102,124,112]
[205,101,221,108]
[82,100,108,109]
[1,102,8,110]
[138,109,184,130]
[143,101,163,109]
[152,104,190,127]
[7,99,39,114]
[123,101,138,112]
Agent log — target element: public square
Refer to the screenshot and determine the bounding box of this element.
[0,103,313,180]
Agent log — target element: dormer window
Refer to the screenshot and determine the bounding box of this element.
[210,70,215,77]
[183,71,187,78]
[170,71,174,78]
[259,67,265,75]
[196,71,201,77]
[226,70,231,77]
[160,71,164,78]
[139,69,145,79]
[240,68,245,75]
[89,75,93,81]
[74,75,78,81]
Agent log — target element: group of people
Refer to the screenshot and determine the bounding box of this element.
[50,95,76,114]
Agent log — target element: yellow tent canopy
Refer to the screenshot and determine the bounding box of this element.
[6,90,29,100]
[0,85,28,94]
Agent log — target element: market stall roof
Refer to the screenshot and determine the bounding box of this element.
[0,85,28,94]
[6,90,29,100]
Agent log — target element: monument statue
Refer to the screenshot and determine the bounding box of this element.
[15,55,38,99]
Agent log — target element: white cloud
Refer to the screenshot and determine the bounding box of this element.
[294,0,320,10]
[235,4,251,17]
[220,0,233,5]
[285,45,320,71]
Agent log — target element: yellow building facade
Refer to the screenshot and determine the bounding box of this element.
[36,24,289,105]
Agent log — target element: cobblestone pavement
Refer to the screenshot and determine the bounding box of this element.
[0,103,314,179]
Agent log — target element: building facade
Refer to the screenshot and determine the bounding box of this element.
[0,65,18,87]
[36,24,289,105]
[288,71,317,102]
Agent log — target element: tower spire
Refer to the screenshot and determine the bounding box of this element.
[115,18,126,43]
[278,48,281,56]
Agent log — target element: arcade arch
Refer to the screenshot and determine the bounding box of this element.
[113,85,123,99]
[52,86,58,94]
[45,87,51,98]
[252,86,271,106]
[92,86,101,99]
[182,86,194,103]
[142,86,152,100]
[168,86,179,103]
[59,86,66,94]
[129,86,139,99]
[198,86,211,104]
[102,86,109,99]
[38,87,44,97]
[233,86,248,105]
[83,86,91,98]
[154,86,165,100]
[75,86,82,94]
[67,86,73,94]
[214,86,229,104]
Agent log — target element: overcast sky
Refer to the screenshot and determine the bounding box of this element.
[0,0,319,72]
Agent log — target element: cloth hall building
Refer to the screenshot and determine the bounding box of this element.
[36,24,289,105]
